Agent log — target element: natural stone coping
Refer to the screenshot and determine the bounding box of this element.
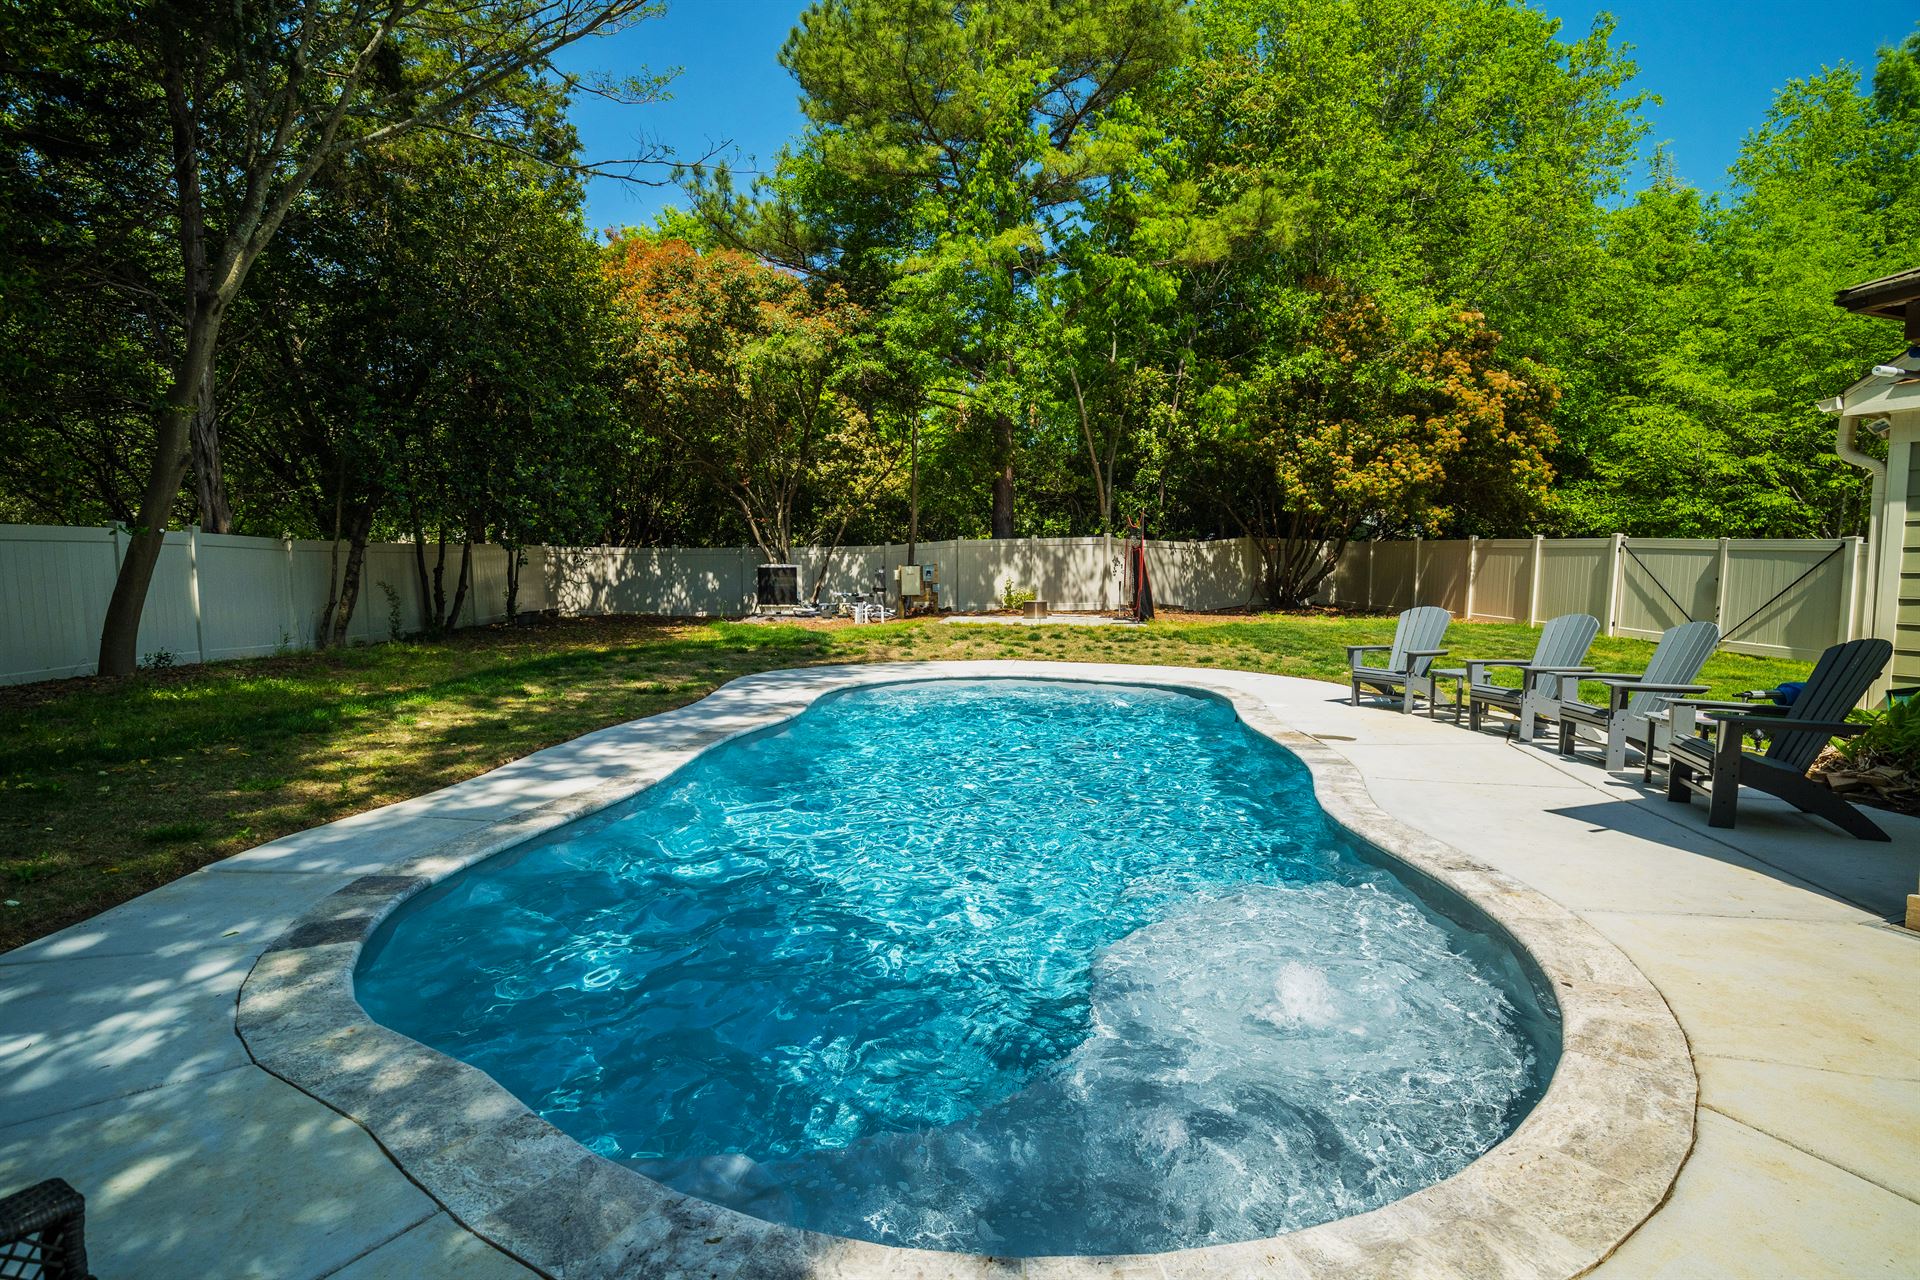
[236,662,1695,1280]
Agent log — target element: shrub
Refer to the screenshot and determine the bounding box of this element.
[1834,698,1920,778]
[1000,578,1037,611]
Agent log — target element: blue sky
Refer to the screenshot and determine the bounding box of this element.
[554,1,1919,237]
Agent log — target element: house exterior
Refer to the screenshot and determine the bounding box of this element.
[1824,267,1920,702]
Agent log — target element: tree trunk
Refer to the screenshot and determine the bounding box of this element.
[317,465,346,644]
[328,503,375,648]
[444,539,474,630]
[991,412,1015,538]
[97,348,204,676]
[189,371,234,534]
[99,53,214,678]
[430,530,448,630]
[504,543,521,622]
[409,498,433,633]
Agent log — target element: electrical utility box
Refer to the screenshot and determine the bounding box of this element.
[896,563,940,602]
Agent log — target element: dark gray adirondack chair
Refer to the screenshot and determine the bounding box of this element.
[1557,620,1722,770]
[1347,606,1451,713]
[1662,637,1892,840]
[1461,613,1601,743]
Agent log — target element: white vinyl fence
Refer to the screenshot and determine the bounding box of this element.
[0,527,1256,685]
[1319,535,1871,662]
[0,525,541,685]
[545,536,1257,618]
[0,524,1868,686]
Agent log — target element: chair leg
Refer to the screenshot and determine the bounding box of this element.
[1350,678,1359,707]
[1558,718,1574,757]
[1401,681,1414,714]
[1515,694,1535,744]
[1666,760,1692,803]
[1793,785,1892,841]
[1605,717,1627,772]
[1707,768,1739,828]
[1749,767,1893,842]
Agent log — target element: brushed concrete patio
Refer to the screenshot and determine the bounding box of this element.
[2,663,1914,1279]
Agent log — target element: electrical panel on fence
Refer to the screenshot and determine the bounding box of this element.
[897,564,940,597]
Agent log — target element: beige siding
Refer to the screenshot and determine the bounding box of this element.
[1897,446,1920,688]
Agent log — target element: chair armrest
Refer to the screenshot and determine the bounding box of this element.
[1344,644,1390,672]
[0,1177,86,1246]
[1463,657,1523,685]
[1605,682,1712,694]
[1514,664,1593,692]
[1712,716,1867,738]
[1463,658,1588,677]
[1600,680,1710,712]
[1403,648,1449,658]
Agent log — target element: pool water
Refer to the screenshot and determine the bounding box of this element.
[357,680,1558,1256]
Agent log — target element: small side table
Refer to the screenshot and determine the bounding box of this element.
[1430,667,1469,723]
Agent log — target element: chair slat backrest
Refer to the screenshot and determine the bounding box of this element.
[1531,613,1600,701]
[1389,606,1451,677]
[1629,620,1721,717]
[1764,638,1892,773]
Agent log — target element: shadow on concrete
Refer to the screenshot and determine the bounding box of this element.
[1546,781,1919,922]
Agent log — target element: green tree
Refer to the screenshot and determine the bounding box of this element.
[0,0,658,675]
[1194,286,1557,605]
[604,236,897,576]
[229,129,615,643]
[700,0,1190,538]
[1552,29,1920,537]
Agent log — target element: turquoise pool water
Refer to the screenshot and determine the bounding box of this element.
[357,679,1558,1256]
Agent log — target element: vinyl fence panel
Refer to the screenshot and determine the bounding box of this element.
[1470,540,1533,622]
[0,525,1872,685]
[1419,541,1472,617]
[1371,541,1419,611]
[1616,539,1720,639]
[1717,539,1860,659]
[0,525,122,683]
[1537,539,1613,623]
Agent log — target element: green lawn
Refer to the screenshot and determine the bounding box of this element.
[0,612,1811,951]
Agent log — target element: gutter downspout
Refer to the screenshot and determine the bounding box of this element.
[1820,396,1889,702]
[1822,397,1888,486]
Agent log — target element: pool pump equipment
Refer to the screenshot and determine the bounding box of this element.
[895,563,941,614]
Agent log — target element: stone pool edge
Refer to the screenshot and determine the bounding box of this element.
[235,661,1696,1280]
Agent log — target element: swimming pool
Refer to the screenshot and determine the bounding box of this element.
[357,679,1560,1257]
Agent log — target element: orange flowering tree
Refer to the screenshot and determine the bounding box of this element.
[604,235,897,573]
[1197,284,1557,606]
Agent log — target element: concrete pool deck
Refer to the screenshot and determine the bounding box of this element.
[2,662,1915,1278]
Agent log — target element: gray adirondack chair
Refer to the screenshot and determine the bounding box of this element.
[1461,613,1601,743]
[1347,606,1451,713]
[1662,637,1891,840]
[1556,620,1721,770]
